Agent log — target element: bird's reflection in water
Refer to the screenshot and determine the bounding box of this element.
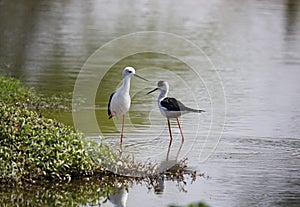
[166,141,184,161]
[155,141,185,194]
[108,185,128,207]
[108,141,186,205]
[154,175,165,194]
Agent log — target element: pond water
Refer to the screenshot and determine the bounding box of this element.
[1,0,300,206]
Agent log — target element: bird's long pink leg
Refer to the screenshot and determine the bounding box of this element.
[120,115,125,154]
[176,118,184,144]
[166,119,172,160]
[167,119,173,145]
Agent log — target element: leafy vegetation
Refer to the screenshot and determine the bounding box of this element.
[0,76,38,105]
[0,76,70,112]
[0,103,97,183]
[0,76,99,183]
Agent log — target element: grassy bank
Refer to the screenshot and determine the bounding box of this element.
[0,76,38,106]
[0,103,98,182]
[0,76,106,183]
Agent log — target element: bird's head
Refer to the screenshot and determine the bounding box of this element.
[147,81,169,94]
[157,81,169,91]
[122,66,136,78]
[122,66,148,81]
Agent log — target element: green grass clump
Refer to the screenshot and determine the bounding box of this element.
[0,76,70,113]
[0,76,103,183]
[0,103,97,183]
[0,76,38,105]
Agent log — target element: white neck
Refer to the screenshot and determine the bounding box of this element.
[121,76,131,93]
[158,89,168,102]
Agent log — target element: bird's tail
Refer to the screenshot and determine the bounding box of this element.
[185,107,205,113]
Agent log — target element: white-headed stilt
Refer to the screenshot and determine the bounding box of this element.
[108,66,148,153]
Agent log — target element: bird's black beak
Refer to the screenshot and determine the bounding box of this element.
[147,88,158,94]
[134,74,148,81]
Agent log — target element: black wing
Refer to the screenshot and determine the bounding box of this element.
[160,97,185,111]
[161,97,205,113]
[108,92,115,119]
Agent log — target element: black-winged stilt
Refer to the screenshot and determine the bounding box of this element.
[147,81,205,153]
[108,66,147,153]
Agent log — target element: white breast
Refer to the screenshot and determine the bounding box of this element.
[110,91,131,116]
